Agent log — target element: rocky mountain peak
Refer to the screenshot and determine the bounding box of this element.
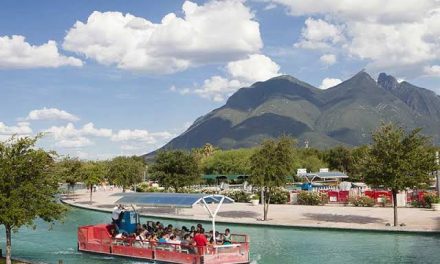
[377,72,400,90]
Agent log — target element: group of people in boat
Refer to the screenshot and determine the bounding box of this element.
[110,205,232,254]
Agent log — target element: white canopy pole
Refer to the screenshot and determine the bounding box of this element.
[201,196,226,243]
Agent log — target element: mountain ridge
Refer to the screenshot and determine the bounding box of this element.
[148,71,440,156]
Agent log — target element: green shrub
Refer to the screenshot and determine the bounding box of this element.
[422,192,440,208]
[411,200,425,208]
[136,183,163,193]
[349,196,375,207]
[378,195,391,207]
[221,190,251,203]
[297,191,328,205]
[269,188,290,204]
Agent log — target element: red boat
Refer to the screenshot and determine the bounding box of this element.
[78,193,250,264]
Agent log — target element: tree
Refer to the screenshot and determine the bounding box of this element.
[0,136,66,264]
[108,156,144,192]
[150,150,200,193]
[54,157,82,195]
[364,123,437,226]
[249,136,296,221]
[295,148,327,173]
[81,161,106,203]
[348,145,369,181]
[324,146,353,173]
[201,148,255,175]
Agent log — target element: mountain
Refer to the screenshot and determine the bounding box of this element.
[152,71,440,153]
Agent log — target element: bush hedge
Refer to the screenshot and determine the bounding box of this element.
[349,196,375,207]
[297,191,328,205]
[422,192,440,208]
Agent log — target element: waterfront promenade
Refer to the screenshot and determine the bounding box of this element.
[61,188,440,233]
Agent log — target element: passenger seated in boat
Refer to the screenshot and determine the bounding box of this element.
[115,231,128,239]
[208,231,223,245]
[223,228,232,245]
[108,225,117,238]
[149,234,158,245]
[158,233,169,243]
[168,235,180,246]
[180,234,196,254]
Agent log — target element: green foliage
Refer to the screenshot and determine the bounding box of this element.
[410,200,426,208]
[81,161,106,188]
[250,136,296,189]
[297,191,328,205]
[349,196,375,207]
[53,157,82,191]
[222,190,251,203]
[136,182,163,193]
[422,192,440,208]
[364,124,437,191]
[250,136,296,220]
[108,156,144,192]
[364,123,437,225]
[192,143,217,162]
[324,146,353,173]
[378,195,391,207]
[0,136,67,263]
[348,145,369,181]
[269,188,290,204]
[201,148,254,175]
[294,148,327,174]
[149,150,200,193]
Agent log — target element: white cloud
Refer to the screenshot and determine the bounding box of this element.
[63,1,262,73]
[194,76,243,102]
[424,65,440,76]
[56,137,92,148]
[45,122,112,140]
[275,0,440,77]
[227,54,281,83]
[177,54,282,101]
[320,54,337,65]
[26,107,80,122]
[0,35,83,69]
[45,122,112,148]
[319,78,342,89]
[45,121,173,151]
[295,18,344,49]
[82,123,112,137]
[111,129,173,143]
[0,121,33,141]
[271,0,436,23]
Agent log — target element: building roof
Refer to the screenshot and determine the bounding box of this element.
[115,192,234,208]
[299,171,348,182]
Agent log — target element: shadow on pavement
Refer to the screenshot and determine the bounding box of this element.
[302,213,385,224]
[218,211,260,219]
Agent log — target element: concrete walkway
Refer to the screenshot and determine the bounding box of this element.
[61,189,440,233]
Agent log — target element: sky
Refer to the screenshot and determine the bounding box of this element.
[1,0,440,160]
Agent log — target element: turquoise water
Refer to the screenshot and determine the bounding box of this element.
[1,207,440,264]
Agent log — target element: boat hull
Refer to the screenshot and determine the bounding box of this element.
[78,224,250,264]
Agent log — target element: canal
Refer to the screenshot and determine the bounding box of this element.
[1,207,440,263]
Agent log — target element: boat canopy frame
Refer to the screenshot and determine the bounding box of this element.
[115,192,234,243]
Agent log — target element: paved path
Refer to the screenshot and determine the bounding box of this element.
[61,189,440,233]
